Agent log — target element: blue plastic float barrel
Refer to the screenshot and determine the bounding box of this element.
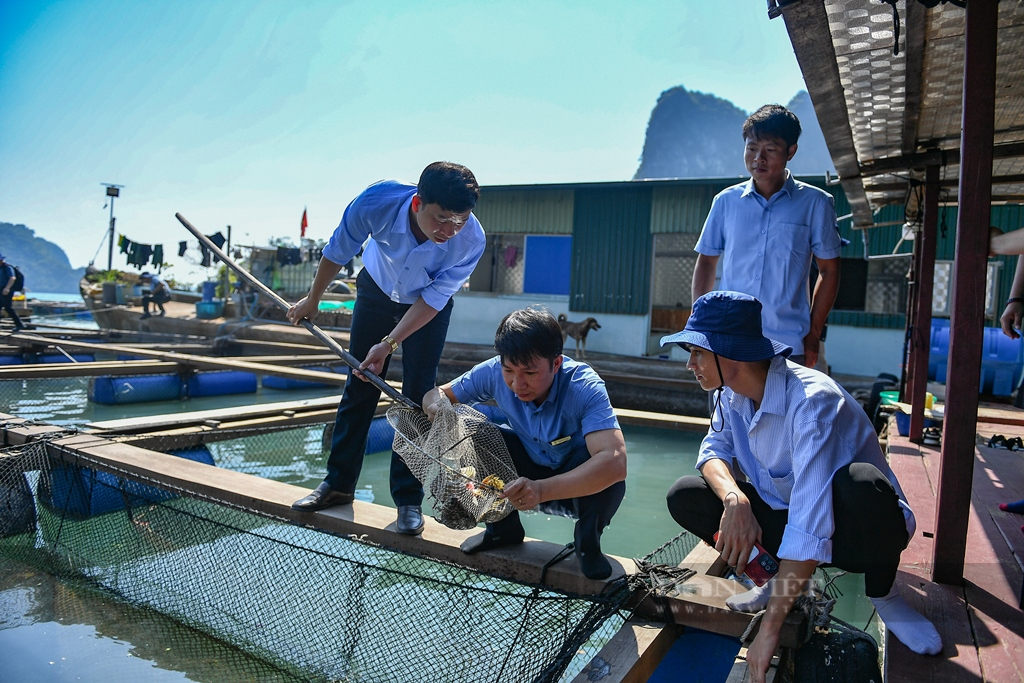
[39,353,96,363]
[365,416,396,454]
[186,371,257,398]
[262,366,335,390]
[89,374,183,405]
[40,446,216,519]
[201,280,217,302]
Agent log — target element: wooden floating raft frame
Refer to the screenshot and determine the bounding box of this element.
[1,409,805,682]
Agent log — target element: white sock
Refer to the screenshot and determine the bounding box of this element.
[870,586,943,655]
[725,582,772,612]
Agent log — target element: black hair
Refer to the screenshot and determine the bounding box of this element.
[417,161,480,213]
[742,104,801,147]
[494,307,563,367]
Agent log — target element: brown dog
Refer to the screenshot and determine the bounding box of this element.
[557,313,601,358]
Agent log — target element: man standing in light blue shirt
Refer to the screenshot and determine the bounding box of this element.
[662,292,941,683]
[289,162,486,537]
[692,104,842,369]
[422,307,627,580]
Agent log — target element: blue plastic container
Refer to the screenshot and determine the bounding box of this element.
[201,280,217,302]
[195,300,224,319]
[89,374,183,405]
[894,410,940,437]
[40,446,216,519]
[186,371,257,398]
[928,320,1023,396]
[262,366,335,390]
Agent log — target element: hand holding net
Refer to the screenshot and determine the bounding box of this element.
[387,395,518,530]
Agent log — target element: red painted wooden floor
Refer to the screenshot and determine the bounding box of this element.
[885,405,1024,682]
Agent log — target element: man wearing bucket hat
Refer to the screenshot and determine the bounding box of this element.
[662,291,941,682]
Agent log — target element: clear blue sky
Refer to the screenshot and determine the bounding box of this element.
[0,0,807,287]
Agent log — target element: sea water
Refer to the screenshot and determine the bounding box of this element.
[0,376,881,681]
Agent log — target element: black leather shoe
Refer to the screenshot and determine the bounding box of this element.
[460,530,525,554]
[291,482,354,511]
[396,505,424,535]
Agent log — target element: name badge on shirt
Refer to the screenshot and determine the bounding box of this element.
[550,436,571,446]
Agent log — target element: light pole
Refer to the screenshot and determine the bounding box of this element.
[102,183,124,271]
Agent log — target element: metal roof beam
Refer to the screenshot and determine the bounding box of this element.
[859,141,1024,177]
[778,0,874,227]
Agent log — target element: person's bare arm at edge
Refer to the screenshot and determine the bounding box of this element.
[357,298,439,380]
[699,458,761,576]
[503,429,627,512]
[287,257,344,324]
[692,254,719,303]
[802,256,840,368]
[744,559,817,683]
[1001,256,1024,339]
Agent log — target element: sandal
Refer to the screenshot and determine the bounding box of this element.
[923,427,941,446]
[988,434,1008,448]
[1008,437,1024,451]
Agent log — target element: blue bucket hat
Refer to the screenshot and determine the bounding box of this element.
[660,291,792,361]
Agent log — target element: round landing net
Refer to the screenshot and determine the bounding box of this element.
[387,395,517,530]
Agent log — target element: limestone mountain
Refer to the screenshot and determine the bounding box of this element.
[634,86,835,180]
[0,222,86,293]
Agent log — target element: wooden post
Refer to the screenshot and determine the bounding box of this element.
[932,0,998,585]
[907,166,940,442]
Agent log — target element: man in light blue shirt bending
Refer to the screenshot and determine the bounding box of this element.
[289,162,486,538]
[692,104,842,369]
[662,291,941,683]
[422,307,627,580]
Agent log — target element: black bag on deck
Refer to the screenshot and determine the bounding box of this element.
[779,627,882,683]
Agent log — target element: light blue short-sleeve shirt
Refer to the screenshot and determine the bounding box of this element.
[695,356,916,564]
[695,172,841,354]
[449,356,620,469]
[322,180,486,312]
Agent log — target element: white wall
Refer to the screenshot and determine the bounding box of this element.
[825,324,905,378]
[449,292,651,357]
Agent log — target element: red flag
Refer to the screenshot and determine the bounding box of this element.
[300,208,308,238]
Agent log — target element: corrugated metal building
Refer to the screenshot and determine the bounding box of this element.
[465,177,1024,356]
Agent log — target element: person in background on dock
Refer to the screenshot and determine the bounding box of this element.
[422,307,627,579]
[0,254,25,331]
[662,292,942,683]
[139,272,171,320]
[691,104,841,371]
[989,226,1024,339]
[288,162,485,537]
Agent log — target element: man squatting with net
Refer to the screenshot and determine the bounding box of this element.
[662,292,942,683]
[691,104,841,371]
[289,162,486,537]
[422,307,627,580]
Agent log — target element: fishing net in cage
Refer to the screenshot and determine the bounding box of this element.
[387,394,518,530]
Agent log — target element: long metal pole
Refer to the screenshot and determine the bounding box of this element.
[107,196,116,272]
[175,212,417,409]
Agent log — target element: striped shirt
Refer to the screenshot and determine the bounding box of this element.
[696,355,915,563]
[322,180,486,312]
[450,356,620,469]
